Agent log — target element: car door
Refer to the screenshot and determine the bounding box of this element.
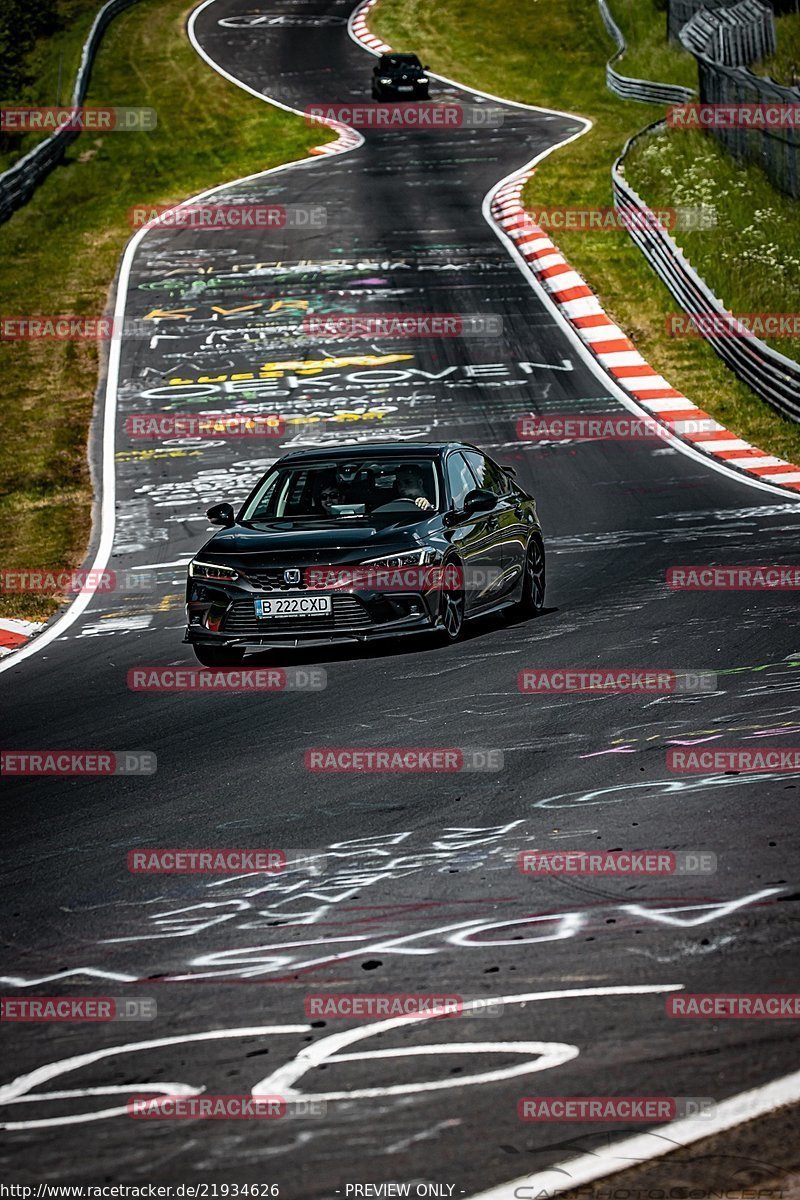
[444,451,505,613]
[463,450,527,602]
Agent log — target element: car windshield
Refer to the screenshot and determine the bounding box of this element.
[382,54,422,70]
[241,458,441,524]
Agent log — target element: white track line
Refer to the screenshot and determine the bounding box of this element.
[0,0,363,676]
[466,1067,800,1199]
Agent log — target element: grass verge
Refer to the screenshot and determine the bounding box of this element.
[0,0,104,172]
[0,0,332,623]
[608,0,696,92]
[371,0,800,466]
[755,11,800,87]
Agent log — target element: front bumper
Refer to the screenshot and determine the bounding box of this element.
[375,84,429,98]
[185,585,440,648]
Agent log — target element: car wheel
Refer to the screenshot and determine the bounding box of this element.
[193,644,246,667]
[438,565,466,643]
[517,536,546,617]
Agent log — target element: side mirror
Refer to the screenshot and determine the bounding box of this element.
[424,63,430,69]
[463,488,496,515]
[207,502,235,527]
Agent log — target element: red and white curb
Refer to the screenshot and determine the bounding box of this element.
[309,124,363,156]
[0,618,44,657]
[349,0,800,496]
[350,0,391,54]
[491,172,800,492]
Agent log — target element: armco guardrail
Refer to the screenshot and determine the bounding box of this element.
[0,0,141,225]
[669,0,798,43]
[679,0,799,198]
[680,0,775,64]
[598,0,696,104]
[669,0,745,44]
[613,123,800,421]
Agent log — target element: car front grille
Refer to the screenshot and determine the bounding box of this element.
[240,569,308,591]
[221,595,373,635]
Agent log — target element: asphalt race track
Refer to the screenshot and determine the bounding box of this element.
[1,0,799,1192]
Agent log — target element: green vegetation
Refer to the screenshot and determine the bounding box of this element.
[609,0,696,92]
[755,11,800,87]
[371,0,800,467]
[0,0,102,171]
[626,126,800,362]
[0,0,333,621]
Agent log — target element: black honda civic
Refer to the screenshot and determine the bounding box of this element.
[184,442,545,665]
[371,53,430,100]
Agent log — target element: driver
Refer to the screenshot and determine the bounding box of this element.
[395,464,433,511]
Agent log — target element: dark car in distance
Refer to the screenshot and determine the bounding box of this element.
[184,442,545,665]
[371,53,430,100]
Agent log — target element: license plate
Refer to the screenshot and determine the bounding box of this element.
[397,86,414,92]
[255,594,332,618]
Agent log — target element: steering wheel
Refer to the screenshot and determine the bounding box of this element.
[371,498,421,513]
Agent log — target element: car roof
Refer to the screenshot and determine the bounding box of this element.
[277,442,475,464]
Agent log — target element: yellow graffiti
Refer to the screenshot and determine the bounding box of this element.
[285,409,390,426]
[144,298,311,321]
[143,308,196,320]
[168,353,412,386]
[115,449,203,461]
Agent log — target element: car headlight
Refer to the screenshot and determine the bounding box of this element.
[360,548,437,569]
[418,76,429,83]
[189,559,239,582]
[378,77,393,84]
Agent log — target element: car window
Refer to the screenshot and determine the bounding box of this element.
[446,453,478,511]
[242,458,441,523]
[463,451,510,497]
